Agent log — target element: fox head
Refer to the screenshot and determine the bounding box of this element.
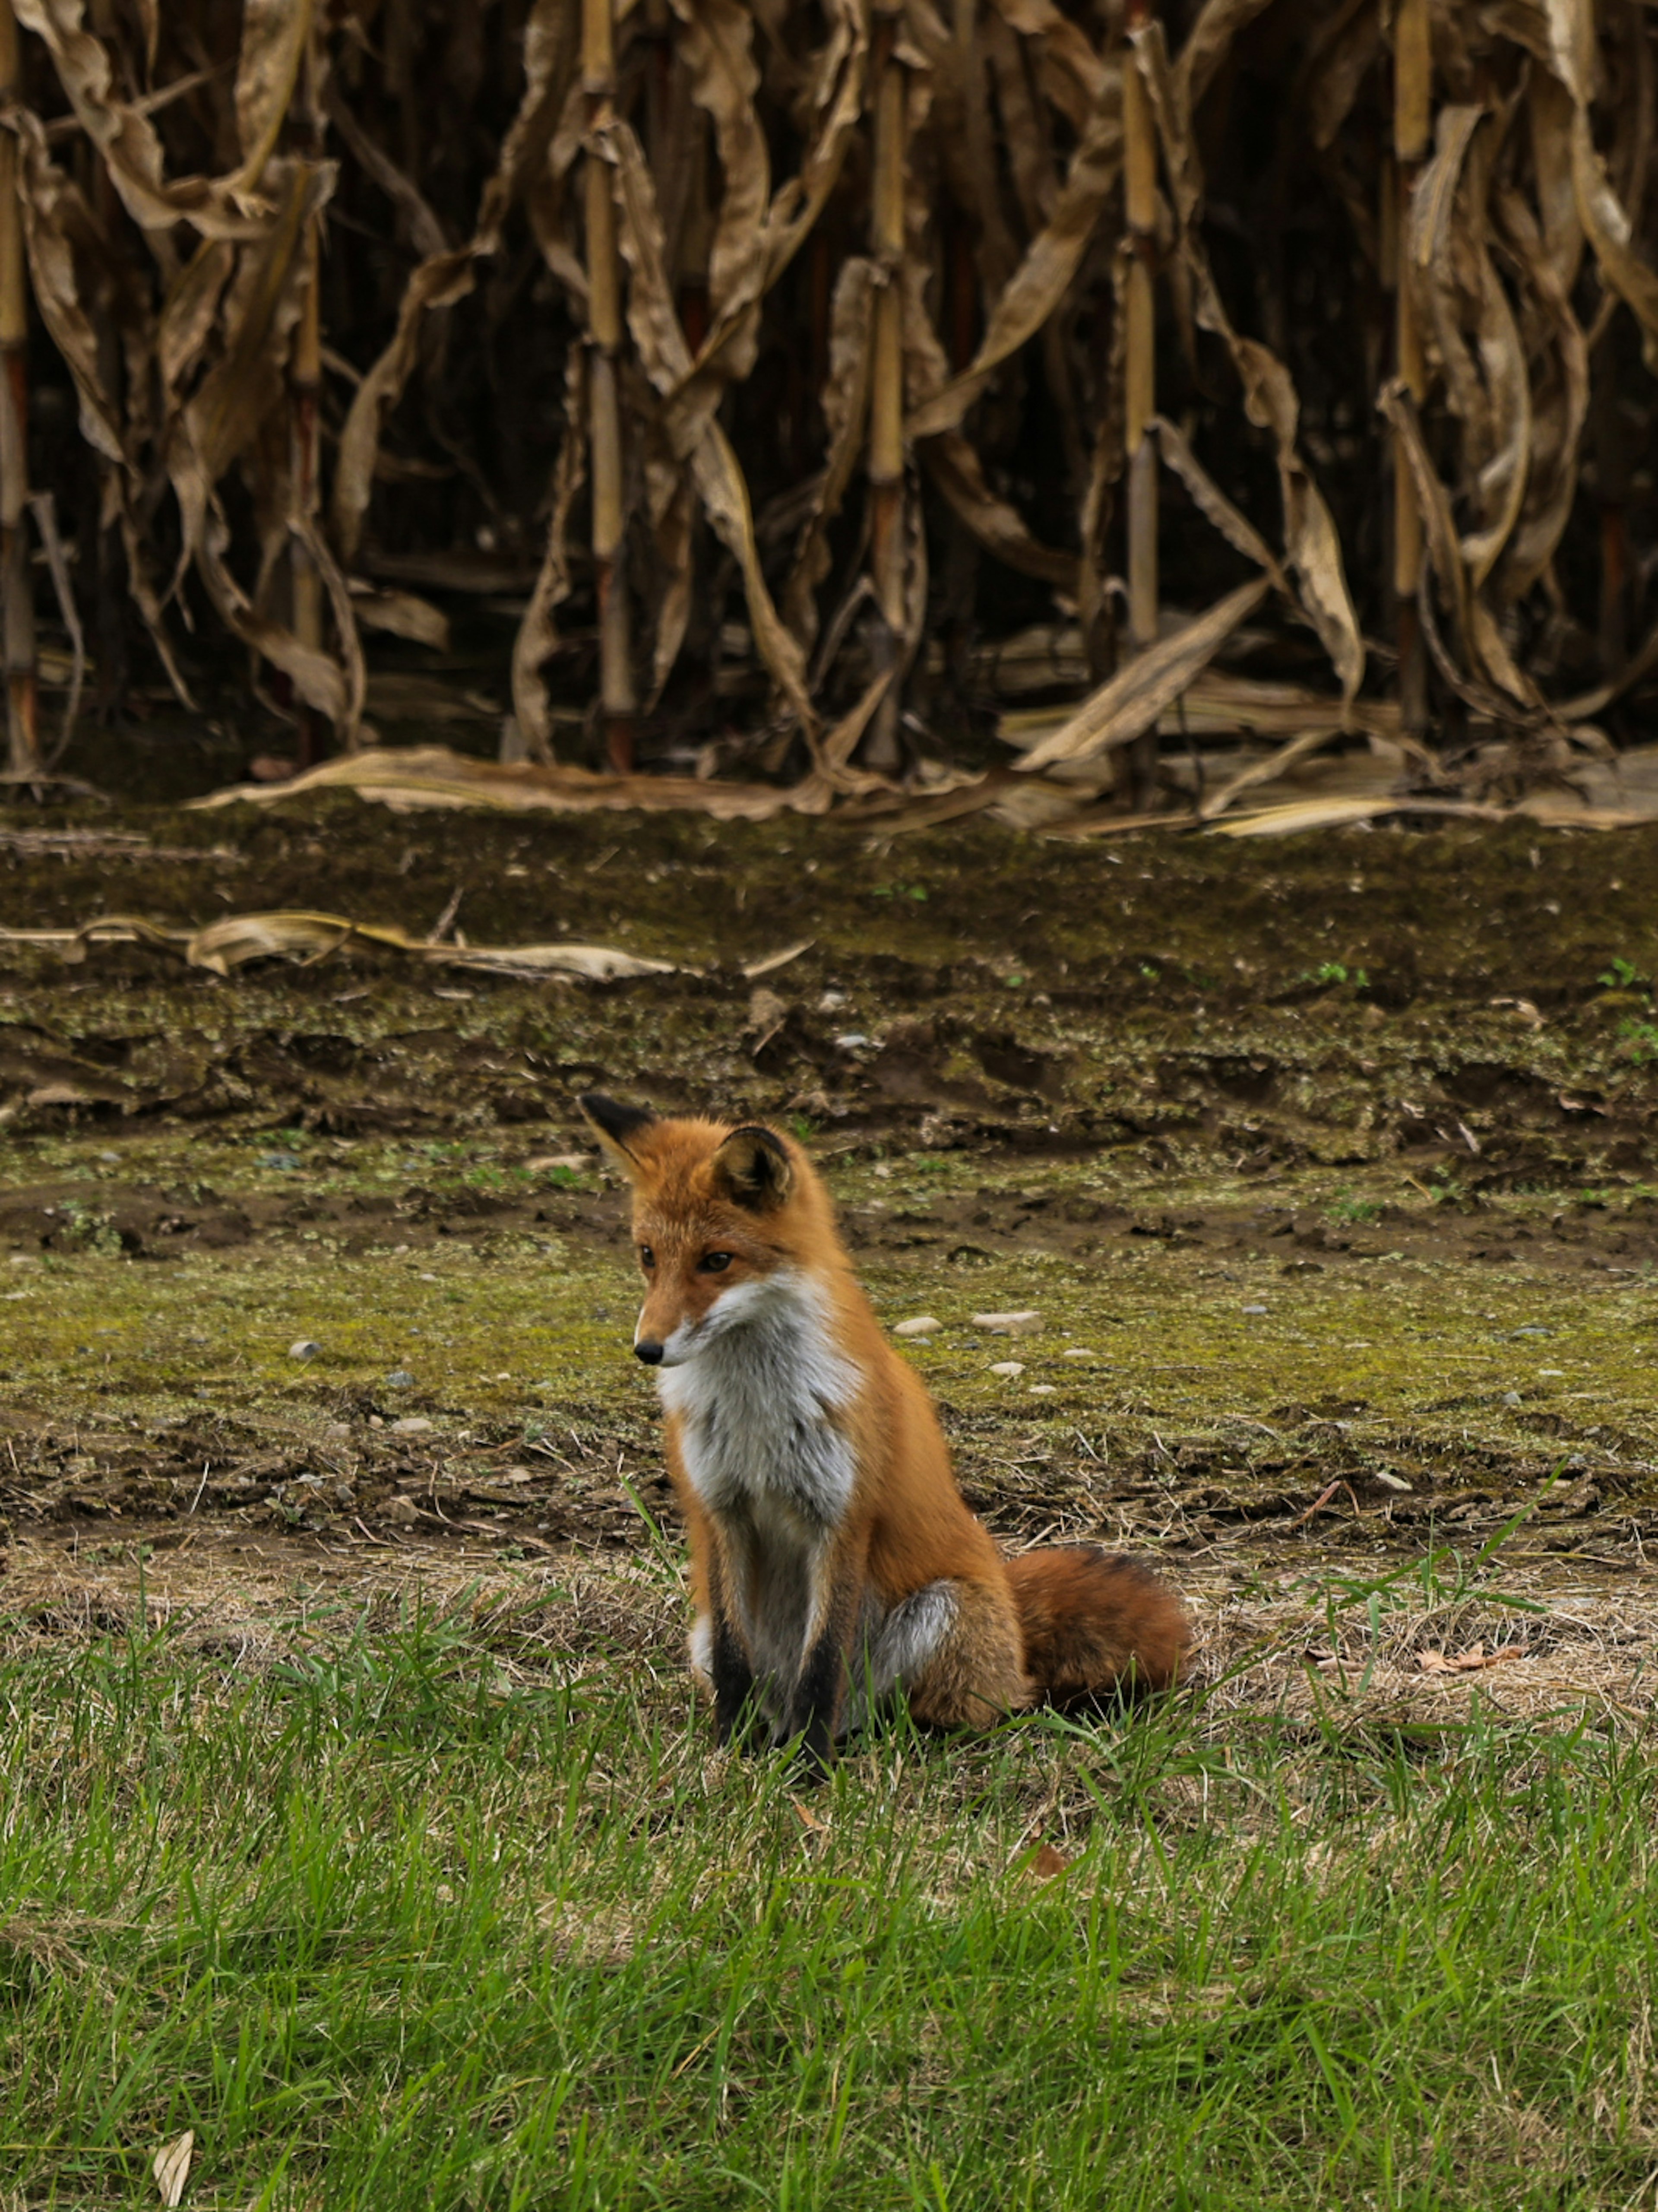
[578,1093,826,1366]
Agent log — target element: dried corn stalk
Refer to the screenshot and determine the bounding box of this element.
[0,0,1651,824]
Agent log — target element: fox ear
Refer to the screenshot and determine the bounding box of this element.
[578,1091,657,1174]
[711,1124,793,1213]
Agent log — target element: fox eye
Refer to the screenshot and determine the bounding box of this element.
[700,1252,733,1274]
[639,1245,655,1269]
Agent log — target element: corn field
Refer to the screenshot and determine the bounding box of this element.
[3,0,1658,826]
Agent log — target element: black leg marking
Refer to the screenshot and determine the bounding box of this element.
[711,1607,758,1750]
[784,1581,858,1781]
[706,1546,758,1751]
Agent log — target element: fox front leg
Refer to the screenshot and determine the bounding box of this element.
[782,1552,863,1781]
[704,1549,760,1752]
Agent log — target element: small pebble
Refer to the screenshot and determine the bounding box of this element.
[990,1360,1026,1378]
[98,1150,120,1164]
[389,1416,434,1436]
[288,1339,321,1361]
[1242,1304,1268,1315]
[1538,1368,1565,1378]
[259,1151,302,1171]
[1512,1325,1551,1337]
[971,1309,1041,1337]
[1029,1383,1058,1397]
[1501,1390,1521,1407]
[1372,1472,1413,1493]
[835,1031,870,1049]
[383,1495,421,1523]
[894,1316,943,1338]
[386,1369,416,1390]
[368,1414,385,1429]
[1062,1347,1095,1360]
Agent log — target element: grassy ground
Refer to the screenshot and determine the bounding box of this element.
[4,795,1658,2205]
[4,1586,1655,2210]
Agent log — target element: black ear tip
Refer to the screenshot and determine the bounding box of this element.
[579,1091,657,1142]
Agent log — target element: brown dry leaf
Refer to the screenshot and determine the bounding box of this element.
[1024,1841,1072,1880]
[1198,725,1351,823]
[607,123,816,731]
[1544,0,1658,367]
[1418,1644,1528,1675]
[921,434,1078,587]
[25,1081,105,1109]
[348,587,451,653]
[1175,0,1281,120]
[11,1,263,238]
[232,0,316,192]
[906,86,1121,442]
[332,0,579,562]
[1150,416,1287,593]
[321,79,450,262]
[1212,795,1499,838]
[740,940,814,980]
[1016,578,1270,772]
[152,2129,194,2208]
[512,352,587,761]
[792,1798,830,1834]
[0,912,677,985]
[187,745,824,822]
[783,258,874,650]
[332,248,478,563]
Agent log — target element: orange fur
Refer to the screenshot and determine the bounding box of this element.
[579,1093,1190,1766]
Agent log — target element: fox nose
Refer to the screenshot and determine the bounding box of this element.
[634,1339,665,1366]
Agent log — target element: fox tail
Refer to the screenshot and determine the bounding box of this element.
[1005,1546,1190,1706]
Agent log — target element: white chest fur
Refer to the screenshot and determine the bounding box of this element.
[657,1270,858,1530]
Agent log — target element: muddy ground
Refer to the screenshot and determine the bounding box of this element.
[2,788,1656,1702]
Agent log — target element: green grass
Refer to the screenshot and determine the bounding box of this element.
[2,1597,1654,2209]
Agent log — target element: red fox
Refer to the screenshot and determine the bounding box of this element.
[579,1093,1190,1771]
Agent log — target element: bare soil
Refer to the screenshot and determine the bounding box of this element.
[3,790,1656,1699]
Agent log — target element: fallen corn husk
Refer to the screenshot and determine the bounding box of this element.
[0,910,678,982]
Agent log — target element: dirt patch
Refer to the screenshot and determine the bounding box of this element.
[3,795,1656,1653]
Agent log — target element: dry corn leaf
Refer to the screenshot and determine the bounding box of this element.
[348,587,451,653]
[1211,795,1499,837]
[8,0,1658,811]
[1016,578,1270,771]
[740,940,814,979]
[188,745,830,821]
[0,912,677,983]
[907,83,1121,442]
